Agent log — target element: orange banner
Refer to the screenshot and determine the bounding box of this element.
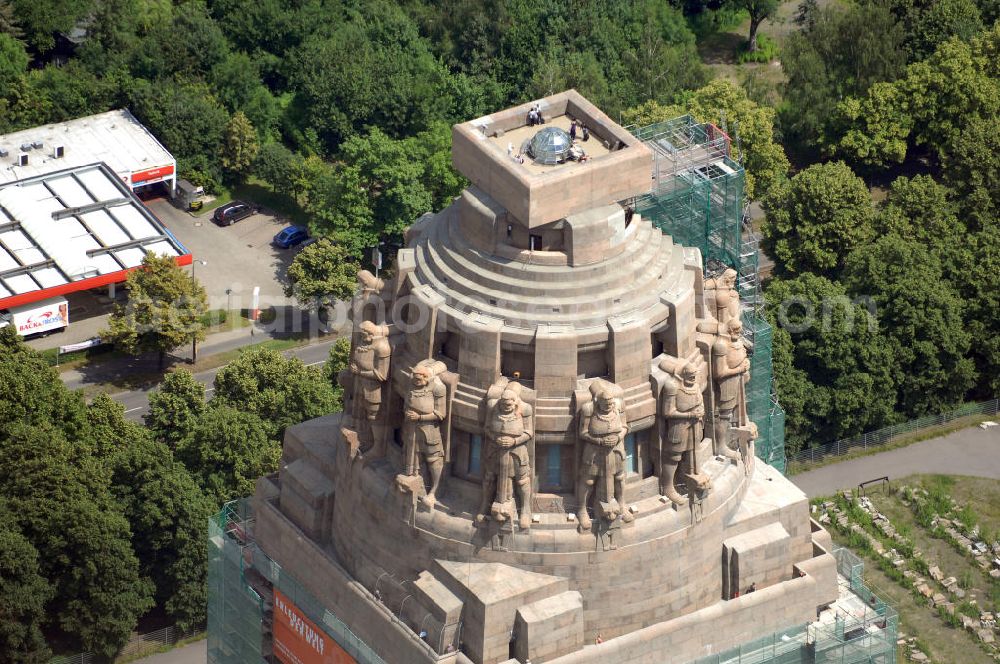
[131,164,175,184]
[273,589,355,664]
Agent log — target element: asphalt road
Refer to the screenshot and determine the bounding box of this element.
[790,425,1000,498]
[104,336,338,421]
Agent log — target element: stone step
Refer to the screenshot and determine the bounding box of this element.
[445,213,667,288]
[414,231,675,326]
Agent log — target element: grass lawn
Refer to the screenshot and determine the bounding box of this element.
[823,474,1000,664]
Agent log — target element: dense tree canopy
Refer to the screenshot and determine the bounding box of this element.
[0,501,51,663]
[212,346,337,437]
[761,162,876,277]
[765,274,896,451]
[177,405,278,505]
[842,236,976,417]
[146,369,207,448]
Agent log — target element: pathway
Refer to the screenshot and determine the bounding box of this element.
[134,640,206,664]
[791,425,1000,498]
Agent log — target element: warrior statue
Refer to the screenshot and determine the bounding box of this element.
[477,381,534,530]
[576,381,633,532]
[704,268,740,326]
[349,321,390,446]
[400,364,447,507]
[712,317,750,459]
[660,362,705,506]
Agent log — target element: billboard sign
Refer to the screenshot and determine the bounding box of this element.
[273,589,355,664]
[131,164,175,185]
[3,297,69,336]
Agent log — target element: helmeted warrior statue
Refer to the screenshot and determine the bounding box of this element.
[350,321,390,420]
[705,268,740,326]
[349,321,391,450]
[660,361,705,506]
[712,317,750,459]
[576,380,632,532]
[399,362,448,507]
[477,380,534,530]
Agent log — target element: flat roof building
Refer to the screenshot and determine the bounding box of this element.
[0,109,177,195]
[0,162,189,309]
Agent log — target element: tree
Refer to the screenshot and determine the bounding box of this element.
[102,252,209,368]
[765,274,896,451]
[0,422,153,656]
[108,436,214,630]
[0,502,51,663]
[0,0,22,39]
[949,229,1000,398]
[285,238,360,309]
[0,326,89,441]
[211,346,337,436]
[10,0,93,52]
[780,2,906,155]
[941,115,999,231]
[622,80,789,199]
[128,79,230,189]
[176,404,278,504]
[730,0,780,52]
[221,111,258,180]
[838,29,1000,168]
[145,369,206,448]
[761,162,876,277]
[0,33,27,90]
[287,1,453,151]
[843,235,975,416]
[324,336,352,410]
[875,175,967,272]
[887,0,985,60]
[80,394,213,630]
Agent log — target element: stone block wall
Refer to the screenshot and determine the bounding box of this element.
[514,591,584,663]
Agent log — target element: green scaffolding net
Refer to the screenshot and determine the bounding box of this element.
[633,116,786,472]
[692,548,897,664]
[207,500,388,664]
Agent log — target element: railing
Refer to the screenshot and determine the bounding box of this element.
[787,398,999,472]
[49,625,203,663]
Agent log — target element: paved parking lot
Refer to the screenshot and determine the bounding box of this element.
[23,197,306,350]
[148,198,297,311]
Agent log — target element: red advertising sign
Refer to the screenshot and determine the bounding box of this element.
[131,164,175,184]
[273,589,355,664]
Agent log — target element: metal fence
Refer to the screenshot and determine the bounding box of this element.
[787,398,999,471]
[49,625,203,663]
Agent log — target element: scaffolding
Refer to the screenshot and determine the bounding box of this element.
[632,115,786,472]
[693,548,898,664]
[208,500,388,664]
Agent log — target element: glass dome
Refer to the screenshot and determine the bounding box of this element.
[524,127,573,165]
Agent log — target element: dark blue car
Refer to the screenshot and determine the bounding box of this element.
[272,225,309,249]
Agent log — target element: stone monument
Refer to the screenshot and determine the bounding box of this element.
[253,90,838,664]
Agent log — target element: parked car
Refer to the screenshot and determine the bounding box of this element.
[297,237,320,251]
[272,225,310,249]
[212,200,258,226]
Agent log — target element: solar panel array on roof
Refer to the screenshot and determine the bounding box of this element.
[0,162,186,303]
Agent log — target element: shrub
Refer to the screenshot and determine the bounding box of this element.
[737,34,779,63]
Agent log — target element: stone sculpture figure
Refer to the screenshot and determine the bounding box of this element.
[576,381,633,532]
[712,318,750,459]
[477,381,534,530]
[705,268,739,326]
[399,363,448,507]
[349,321,391,450]
[661,362,705,506]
